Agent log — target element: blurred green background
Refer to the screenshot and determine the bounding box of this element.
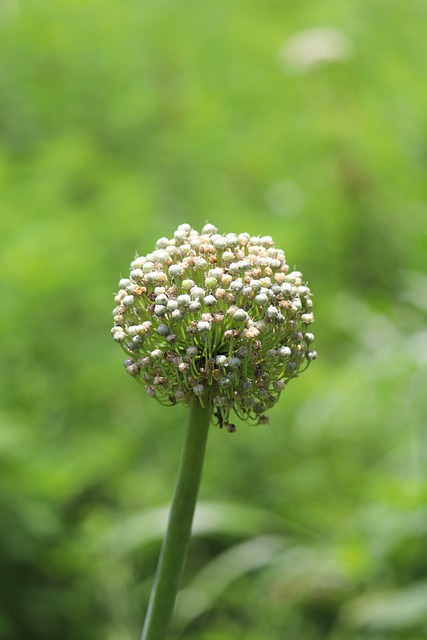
[1,0,427,638]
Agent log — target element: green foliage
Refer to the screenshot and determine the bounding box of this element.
[1,0,427,638]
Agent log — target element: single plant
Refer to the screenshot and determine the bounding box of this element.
[111,223,316,639]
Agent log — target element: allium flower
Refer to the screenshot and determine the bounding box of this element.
[112,223,316,432]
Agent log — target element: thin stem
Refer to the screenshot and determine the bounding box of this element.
[141,401,211,640]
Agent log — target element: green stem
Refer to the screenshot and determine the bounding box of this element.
[141,401,211,640]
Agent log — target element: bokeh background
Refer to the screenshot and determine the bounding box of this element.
[1,1,427,638]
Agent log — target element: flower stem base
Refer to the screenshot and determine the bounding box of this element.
[141,401,211,640]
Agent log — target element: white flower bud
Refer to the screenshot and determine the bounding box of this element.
[195,258,208,271]
[203,295,216,307]
[201,223,217,235]
[127,284,140,295]
[266,306,279,319]
[273,379,285,390]
[174,229,187,242]
[260,235,274,247]
[226,233,239,247]
[157,324,170,336]
[154,305,167,316]
[255,293,268,306]
[222,251,235,263]
[292,298,302,311]
[155,294,168,305]
[145,271,167,285]
[213,236,227,250]
[158,248,172,261]
[192,384,205,396]
[205,276,218,288]
[233,309,248,322]
[177,223,191,232]
[130,269,144,281]
[208,268,223,279]
[182,279,195,291]
[111,327,126,342]
[167,299,179,310]
[150,349,163,360]
[237,260,250,271]
[228,262,239,275]
[130,256,146,269]
[127,325,140,336]
[190,286,206,300]
[230,280,243,292]
[242,326,260,339]
[177,294,191,306]
[197,321,211,332]
[122,295,134,306]
[301,313,314,324]
[156,237,170,249]
[280,283,293,296]
[169,264,183,278]
[165,246,179,258]
[250,280,262,291]
[142,261,155,273]
[179,243,191,256]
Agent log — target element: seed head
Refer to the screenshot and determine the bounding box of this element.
[111,224,316,431]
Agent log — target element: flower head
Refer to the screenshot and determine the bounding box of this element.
[112,223,316,431]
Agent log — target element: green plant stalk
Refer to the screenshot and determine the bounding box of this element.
[141,401,211,640]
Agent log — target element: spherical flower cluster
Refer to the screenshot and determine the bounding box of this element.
[111,223,316,432]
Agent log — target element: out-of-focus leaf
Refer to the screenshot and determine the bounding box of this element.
[101,501,294,556]
[342,580,427,630]
[175,536,285,627]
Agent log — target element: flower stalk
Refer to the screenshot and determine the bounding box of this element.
[111,223,316,638]
[141,401,211,640]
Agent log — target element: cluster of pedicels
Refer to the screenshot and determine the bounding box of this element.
[111,224,316,432]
